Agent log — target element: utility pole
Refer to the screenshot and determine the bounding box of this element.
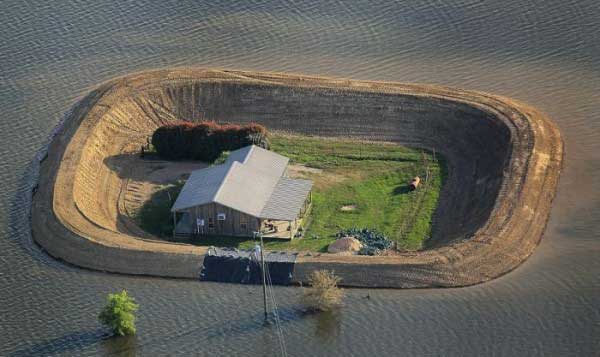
[256,231,268,323]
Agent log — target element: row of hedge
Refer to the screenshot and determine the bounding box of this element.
[151,121,269,162]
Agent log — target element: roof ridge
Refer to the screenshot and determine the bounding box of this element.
[213,161,281,216]
[212,161,238,203]
[172,145,310,217]
[242,145,256,164]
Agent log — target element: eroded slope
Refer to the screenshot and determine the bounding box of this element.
[31,68,563,287]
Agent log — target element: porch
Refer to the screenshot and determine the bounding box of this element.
[260,219,297,239]
[260,194,312,239]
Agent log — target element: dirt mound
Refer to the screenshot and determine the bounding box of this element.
[328,237,362,254]
[31,68,563,287]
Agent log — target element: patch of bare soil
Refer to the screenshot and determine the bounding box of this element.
[339,204,357,211]
[109,150,207,236]
[288,164,366,190]
[287,164,323,176]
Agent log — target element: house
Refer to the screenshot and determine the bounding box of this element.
[171,145,313,239]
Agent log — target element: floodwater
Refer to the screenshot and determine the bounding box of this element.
[1,1,598,355]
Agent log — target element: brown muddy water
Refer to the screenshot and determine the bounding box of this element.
[0,1,598,356]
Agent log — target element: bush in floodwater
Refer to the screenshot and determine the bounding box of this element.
[98,290,139,336]
[302,270,343,312]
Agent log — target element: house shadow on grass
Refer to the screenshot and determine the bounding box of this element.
[133,182,183,238]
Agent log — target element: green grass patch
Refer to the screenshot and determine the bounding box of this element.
[263,134,445,251]
[134,182,183,238]
[134,133,445,252]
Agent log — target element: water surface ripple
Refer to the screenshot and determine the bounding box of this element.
[0,0,598,356]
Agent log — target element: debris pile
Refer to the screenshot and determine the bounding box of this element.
[335,228,392,255]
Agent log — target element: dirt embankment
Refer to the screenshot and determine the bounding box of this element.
[31,68,563,287]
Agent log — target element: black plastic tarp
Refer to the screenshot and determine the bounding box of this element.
[200,255,295,285]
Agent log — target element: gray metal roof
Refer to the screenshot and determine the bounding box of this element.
[214,161,281,217]
[225,145,289,177]
[260,177,313,220]
[170,163,232,212]
[171,145,312,220]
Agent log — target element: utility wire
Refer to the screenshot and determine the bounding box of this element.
[265,263,288,357]
[266,266,286,357]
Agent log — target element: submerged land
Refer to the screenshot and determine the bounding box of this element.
[133,133,445,252]
[30,68,563,288]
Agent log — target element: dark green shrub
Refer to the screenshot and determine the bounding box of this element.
[151,121,269,162]
[189,121,220,161]
[151,121,195,160]
[241,122,270,148]
[216,123,242,150]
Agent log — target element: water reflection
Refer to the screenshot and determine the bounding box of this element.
[100,335,138,357]
[313,310,342,343]
[9,329,108,357]
[1,0,599,355]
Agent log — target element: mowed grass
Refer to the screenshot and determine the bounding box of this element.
[135,182,184,238]
[135,133,445,252]
[262,134,445,251]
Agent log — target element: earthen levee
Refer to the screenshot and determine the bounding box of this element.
[31,68,563,287]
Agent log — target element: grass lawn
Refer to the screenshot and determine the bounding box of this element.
[135,182,184,237]
[134,133,445,252]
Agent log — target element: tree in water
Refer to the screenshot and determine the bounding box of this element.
[98,290,139,336]
[302,270,344,312]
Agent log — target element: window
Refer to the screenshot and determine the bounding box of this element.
[240,216,248,230]
[217,213,226,221]
[208,217,214,229]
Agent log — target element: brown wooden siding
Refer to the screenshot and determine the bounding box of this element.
[184,202,260,237]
